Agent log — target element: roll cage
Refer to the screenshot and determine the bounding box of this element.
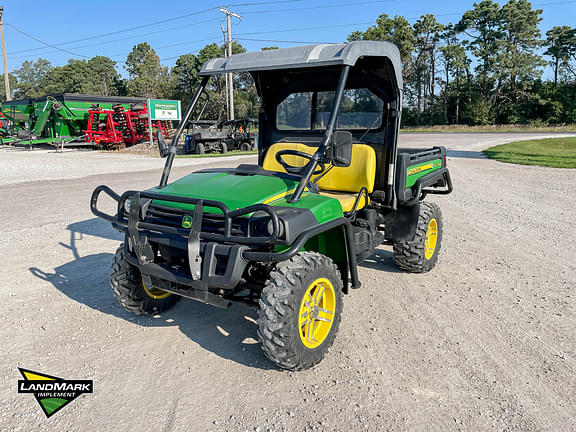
[160,41,404,209]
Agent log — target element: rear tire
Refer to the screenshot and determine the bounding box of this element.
[110,245,180,315]
[195,143,205,154]
[257,252,343,370]
[240,142,251,152]
[220,142,227,154]
[393,201,443,273]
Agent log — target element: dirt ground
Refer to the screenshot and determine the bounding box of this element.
[0,133,575,431]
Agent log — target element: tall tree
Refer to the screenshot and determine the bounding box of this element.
[42,59,91,94]
[456,0,502,98]
[172,53,200,106]
[544,25,576,84]
[0,73,17,100]
[13,58,52,98]
[87,56,120,95]
[125,43,164,97]
[411,14,444,123]
[348,14,415,77]
[439,26,470,123]
[497,0,544,102]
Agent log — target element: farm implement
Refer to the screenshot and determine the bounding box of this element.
[0,93,175,148]
[85,103,174,148]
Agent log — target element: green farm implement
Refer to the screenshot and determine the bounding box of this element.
[0,93,159,148]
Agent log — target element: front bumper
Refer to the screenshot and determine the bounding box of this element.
[91,186,361,306]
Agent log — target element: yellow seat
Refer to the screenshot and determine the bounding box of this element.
[262,142,376,212]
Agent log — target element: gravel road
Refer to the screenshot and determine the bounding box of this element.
[1,133,575,431]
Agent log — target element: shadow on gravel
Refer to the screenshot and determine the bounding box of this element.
[29,217,277,370]
[446,149,487,159]
[359,248,404,273]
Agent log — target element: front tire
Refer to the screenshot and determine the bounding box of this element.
[110,245,180,315]
[240,142,251,152]
[195,143,205,154]
[220,142,227,154]
[393,201,443,273]
[257,252,343,370]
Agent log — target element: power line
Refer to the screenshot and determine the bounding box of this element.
[107,36,222,60]
[6,0,304,56]
[236,37,332,44]
[6,0,575,67]
[7,18,220,60]
[235,21,375,37]
[236,0,398,14]
[7,8,218,55]
[229,0,304,5]
[5,23,91,59]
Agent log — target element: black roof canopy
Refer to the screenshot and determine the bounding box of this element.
[199,41,403,89]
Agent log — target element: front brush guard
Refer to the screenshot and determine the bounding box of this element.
[91,185,361,294]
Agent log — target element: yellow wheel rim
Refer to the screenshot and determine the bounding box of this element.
[424,218,438,260]
[298,277,336,349]
[142,278,171,299]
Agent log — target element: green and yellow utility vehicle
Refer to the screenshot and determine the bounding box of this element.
[91,41,452,370]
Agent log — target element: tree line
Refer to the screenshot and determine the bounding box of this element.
[2,0,575,126]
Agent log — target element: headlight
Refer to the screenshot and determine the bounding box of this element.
[124,198,132,213]
[266,218,285,238]
[249,214,284,238]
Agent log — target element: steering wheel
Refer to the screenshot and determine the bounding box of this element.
[275,149,325,175]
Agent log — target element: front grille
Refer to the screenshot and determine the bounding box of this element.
[142,203,247,236]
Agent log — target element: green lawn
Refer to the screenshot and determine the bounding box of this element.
[401,124,576,133]
[483,137,576,168]
[176,150,258,158]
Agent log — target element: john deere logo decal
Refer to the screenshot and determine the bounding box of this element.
[17,368,93,418]
[182,214,193,228]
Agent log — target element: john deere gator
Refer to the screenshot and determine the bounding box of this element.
[91,41,453,370]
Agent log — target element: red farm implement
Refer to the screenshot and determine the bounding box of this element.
[85,103,172,148]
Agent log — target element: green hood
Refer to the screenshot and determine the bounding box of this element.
[149,171,300,212]
[147,170,344,223]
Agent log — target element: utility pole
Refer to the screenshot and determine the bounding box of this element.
[219,7,241,121]
[220,22,229,119]
[0,7,11,101]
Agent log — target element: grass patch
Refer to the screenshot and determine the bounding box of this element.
[483,137,576,168]
[401,124,576,133]
[176,150,257,158]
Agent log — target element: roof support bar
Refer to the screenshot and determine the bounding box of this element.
[159,76,210,188]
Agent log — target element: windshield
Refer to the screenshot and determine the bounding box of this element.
[276,88,384,131]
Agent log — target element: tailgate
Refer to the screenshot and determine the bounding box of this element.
[395,146,451,204]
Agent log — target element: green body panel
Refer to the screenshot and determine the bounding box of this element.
[406,158,443,187]
[269,193,343,224]
[148,171,344,223]
[304,226,347,262]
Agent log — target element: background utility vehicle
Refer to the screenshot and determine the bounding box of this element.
[184,120,228,154]
[221,117,258,151]
[91,41,452,370]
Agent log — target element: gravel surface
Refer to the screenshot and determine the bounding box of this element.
[0,145,253,187]
[0,133,575,431]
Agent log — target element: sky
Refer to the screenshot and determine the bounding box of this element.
[1,0,575,77]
